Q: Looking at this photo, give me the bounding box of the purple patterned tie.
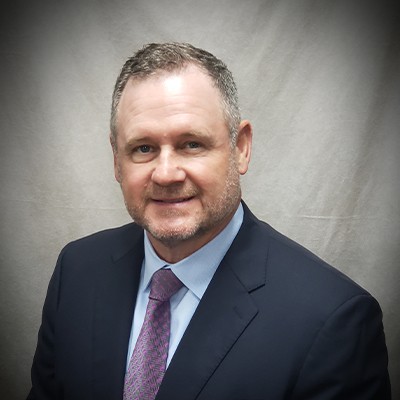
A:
[123,269,183,400]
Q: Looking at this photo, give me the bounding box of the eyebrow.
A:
[177,130,215,142]
[124,135,152,147]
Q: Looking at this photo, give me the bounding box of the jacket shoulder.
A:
[63,222,142,252]
[57,223,144,272]
[241,205,371,304]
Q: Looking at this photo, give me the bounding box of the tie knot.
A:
[149,269,183,302]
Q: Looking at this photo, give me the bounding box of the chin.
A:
[147,222,203,244]
[150,226,198,242]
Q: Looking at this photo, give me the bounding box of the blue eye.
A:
[187,142,200,149]
[138,145,151,153]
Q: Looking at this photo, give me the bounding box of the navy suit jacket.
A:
[28,203,391,399]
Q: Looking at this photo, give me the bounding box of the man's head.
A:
[111,43,252,262]
[110,42,241,151]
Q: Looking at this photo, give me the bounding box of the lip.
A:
[152,196,194,204]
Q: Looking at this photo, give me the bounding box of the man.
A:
[28,42,391,399]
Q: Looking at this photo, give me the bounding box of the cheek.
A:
[187,159,230,189]
[120,167,149,194]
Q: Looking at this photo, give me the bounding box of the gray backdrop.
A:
[1,0,399,398]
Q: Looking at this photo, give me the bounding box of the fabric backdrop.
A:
[1,0,399,398]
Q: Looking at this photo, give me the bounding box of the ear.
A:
[110,134,121,183]
[235,120,252,175]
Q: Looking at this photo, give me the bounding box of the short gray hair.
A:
[110,42,241,150]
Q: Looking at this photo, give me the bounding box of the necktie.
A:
[123,269,183,400]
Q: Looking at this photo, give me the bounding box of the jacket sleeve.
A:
[290,293,391,399]
[27,248,65,400]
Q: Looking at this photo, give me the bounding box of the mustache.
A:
[146,183,199,199]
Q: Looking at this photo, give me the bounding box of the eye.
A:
[137,144,152,153]
[186,141,200,149]
[129,144,157,163]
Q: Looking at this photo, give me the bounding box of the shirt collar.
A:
[142,203,244,299]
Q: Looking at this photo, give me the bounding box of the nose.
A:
[151,149,186,186]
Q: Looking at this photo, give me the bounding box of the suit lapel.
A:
[157,205,269,400]
[92,226,144,399]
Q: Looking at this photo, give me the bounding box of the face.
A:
[113,65,251,260]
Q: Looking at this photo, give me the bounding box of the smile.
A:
[153,197,194,204]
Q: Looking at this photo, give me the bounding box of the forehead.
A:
[125,65,221,103]
[117,65,226,128]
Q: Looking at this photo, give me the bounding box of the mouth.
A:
[153,196,194,204]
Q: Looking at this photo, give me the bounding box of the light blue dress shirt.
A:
[126,203,244,369]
